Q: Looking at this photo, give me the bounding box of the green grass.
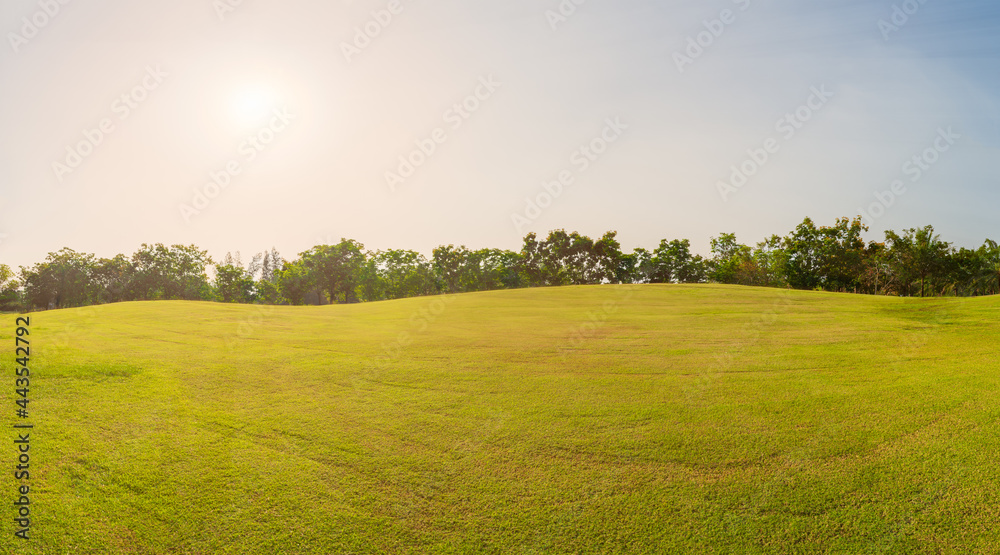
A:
[3,284,1000,553]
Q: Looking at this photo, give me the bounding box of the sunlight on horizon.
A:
[1,0,999,268]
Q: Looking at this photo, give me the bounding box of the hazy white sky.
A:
[1,0,998,268]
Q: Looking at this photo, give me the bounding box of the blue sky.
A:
[1,0,998,268]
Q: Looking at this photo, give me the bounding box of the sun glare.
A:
[230,86,277,127]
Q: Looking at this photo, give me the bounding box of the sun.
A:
[230,86,277,127]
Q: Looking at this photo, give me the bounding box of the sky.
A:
[1,0,999,269]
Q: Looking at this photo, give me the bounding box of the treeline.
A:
[1,217,999,312]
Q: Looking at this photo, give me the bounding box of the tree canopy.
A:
[2,219,998,312]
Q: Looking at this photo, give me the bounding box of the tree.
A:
[91,255,132,304]
[432,245,472,293]
[537,230,573,286]
[521,230,617,286]
[214,254,257,304]
[519,233,545,287]
[300,239,366,304]
[20,248,96,309]
[710,233,752,285]
[946,247,985,297]
[592,232,625,284]
[886,226,951,297]
[369,249,437,300]
[246,252,264,281]
[627,248,654,284]
[649,240,677,283]
[783,219,826,290]
[129,244,212,301]
[650,239,706,284]
[276,259,312,305]
[981,239,1000,295]
[752,235,789,288]
[819,217,868,293]
[438,247,521,293]
[256,248,284,304]
[562,231,596,285]
[859,242,890,295]
[5,224,999,311]
[0,264,20,312]
[473,249,523,290]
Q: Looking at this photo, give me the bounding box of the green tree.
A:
[859,242,890,295]
[0,264,20,311]
[519,233,545,287]
[255,248,284,304]
[783,219,825,290]
[431,245,518,293]
[885,226,951,297]
[91,255,132,304]
[627,248,654,284]
[478,249,524,290]
[370,249,437,300]
[129,244,212,301]
[710,233,752,285]
[651,239,706,284]
[820,217,869,293]
[276,259,313,305]
[980,239,1000,295]
[752,235,789,288]
[525,230,614,286]
[214,261,256,303]
[20,248,96,309]
[537,230,573,286]
[432,245,469,293]
[945,247,985,297]
[300,239,366,304]
[592,231,625,284]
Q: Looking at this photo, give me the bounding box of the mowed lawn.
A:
[3,285,1000,554]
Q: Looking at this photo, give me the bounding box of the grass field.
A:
[3,285,1000,554]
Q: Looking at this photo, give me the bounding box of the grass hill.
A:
[3,285,1000,553]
